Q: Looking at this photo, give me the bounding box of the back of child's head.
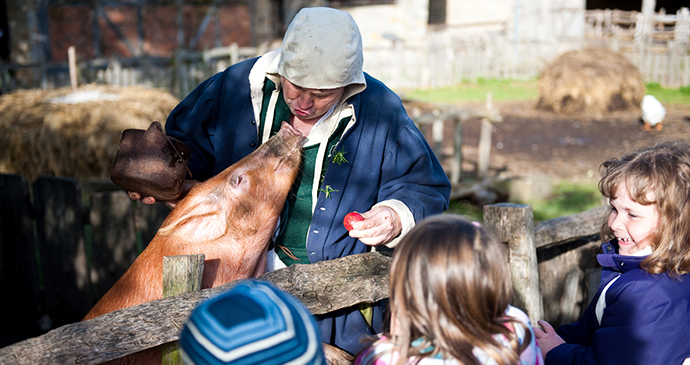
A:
[387,214,526,365]
[599,140,690,276]
[179,280,325,365]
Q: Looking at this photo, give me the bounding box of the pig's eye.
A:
[232,173,246,187]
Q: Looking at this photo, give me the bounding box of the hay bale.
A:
[0,84,180,182]
[536,47,644,114]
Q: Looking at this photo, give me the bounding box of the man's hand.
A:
[128,192,157,205]
[534,320,566,357]
[127,180,199,209]
[347,206,401,246]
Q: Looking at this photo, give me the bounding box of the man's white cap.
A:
[278,7,365,90]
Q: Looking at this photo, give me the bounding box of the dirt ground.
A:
[457,100,690,184]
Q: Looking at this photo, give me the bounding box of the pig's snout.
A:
[263,122,303,160]
[277,121,303,140]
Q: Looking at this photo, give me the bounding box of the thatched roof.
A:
[0,84,180,182]
[536,47,644,114]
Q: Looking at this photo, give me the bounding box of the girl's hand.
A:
[534,320,566,356]
[347,206,401,246]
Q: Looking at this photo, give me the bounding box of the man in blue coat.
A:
[132,7,450,355]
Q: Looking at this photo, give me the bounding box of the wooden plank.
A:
[32,176,91,326]
[162,254,204,365]
[483,203,543,325]
[0,252,391,364]
[534,205,608,249]
[89,190,138,302]
[162,254,204,298]
[0,174,41,338]
[558,269,584,325]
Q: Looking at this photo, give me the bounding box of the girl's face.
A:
[607,182,659,255]
[281,77,345,122]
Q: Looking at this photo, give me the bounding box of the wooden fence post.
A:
[0,174,41,338]
[477,93,494,178]
[451,115,463,184]
[89,191,138,301]
[33,176,92,326]
[68,45,78,89]
[483,203,543,324]
[161,254,205,365]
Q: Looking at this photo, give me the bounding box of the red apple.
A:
[343,212,364,231]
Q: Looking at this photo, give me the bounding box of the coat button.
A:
[250,142,256,147]
[251,120,256,125]
[620,262,625,267]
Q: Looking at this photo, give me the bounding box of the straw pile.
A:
[536,47,644,114]
[0,84,180,182]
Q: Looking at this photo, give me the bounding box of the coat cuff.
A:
[373,199,414,248]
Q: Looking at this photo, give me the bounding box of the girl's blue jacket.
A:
[548,240,690,365]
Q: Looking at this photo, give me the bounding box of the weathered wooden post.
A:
[68,45,78,89]
[162,254,205,365]
[477,93,494,178]
[451,115,463,185]
[432,112,444,159]
[483,203,543,325]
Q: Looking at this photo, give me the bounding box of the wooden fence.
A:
[0,192,608,363]
[2,7,689,99]
[0,174,171,346]
[0,43,264,99]
[409,94,503,189]
[423,7,690,89]
[584,7,690,88]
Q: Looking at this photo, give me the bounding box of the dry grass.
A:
[537,47,645,114]
[0,84,179,182]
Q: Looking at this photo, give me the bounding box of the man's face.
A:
[281,77,345,122]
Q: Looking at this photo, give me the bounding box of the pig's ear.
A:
[158,197,228,242]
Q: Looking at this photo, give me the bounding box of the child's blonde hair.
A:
[385,214,529,365]
[599,140,690,276]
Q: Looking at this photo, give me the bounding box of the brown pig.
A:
[81,122,302,362]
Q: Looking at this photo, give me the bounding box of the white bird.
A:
[641,94,666,131]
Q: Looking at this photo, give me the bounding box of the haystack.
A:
[0,84,180,182]
[537,47,644,114]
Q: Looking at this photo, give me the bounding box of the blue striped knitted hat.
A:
[179,280,325,365]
